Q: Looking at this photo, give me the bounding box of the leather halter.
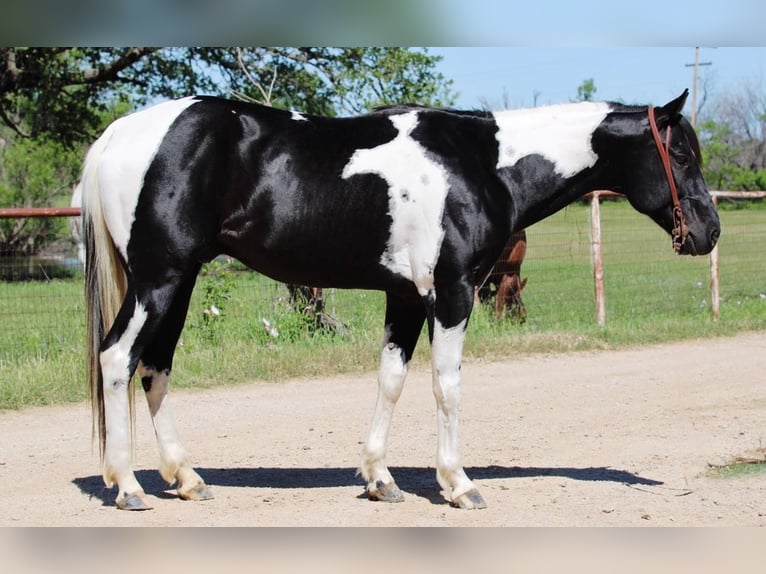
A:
[647,106,688,253]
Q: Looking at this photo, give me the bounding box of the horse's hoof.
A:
[179,483,214,502]
[368,480,405,503]
[116,492,153,511]
[450,488,487,510]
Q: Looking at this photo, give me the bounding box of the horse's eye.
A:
[674,153,690,166]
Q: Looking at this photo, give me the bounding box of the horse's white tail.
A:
[81,127,131,458]
[70,182,85,265]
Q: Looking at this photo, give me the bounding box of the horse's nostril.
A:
[711,227,720,246]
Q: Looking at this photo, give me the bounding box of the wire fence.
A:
[0,193,764,360]
[508,193,765,330]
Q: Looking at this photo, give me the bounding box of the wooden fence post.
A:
[590,192,606,326]
[709,194,720,320]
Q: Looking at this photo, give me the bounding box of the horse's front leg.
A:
[495,273,513,319]
[428,283,487,509]
[360,292,425,502]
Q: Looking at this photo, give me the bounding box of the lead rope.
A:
[647,106,688,253]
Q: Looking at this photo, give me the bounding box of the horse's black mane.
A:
[372,103,493,119]
[602,101,703,167]
[678,116,703,166]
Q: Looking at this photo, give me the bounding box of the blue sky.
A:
[434,0,764,47]
[432,47,766,113]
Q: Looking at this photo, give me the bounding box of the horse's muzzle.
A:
[680,225,720,256]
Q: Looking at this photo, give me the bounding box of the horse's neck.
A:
[492,102,611,177]
[510,169,599,230]
[492,102,613,228]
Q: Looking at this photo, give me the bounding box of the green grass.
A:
[708,462,766,479]
[0,201,764,410]
[707,449,766,479]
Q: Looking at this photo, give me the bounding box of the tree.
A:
[0,47,454,255]
[698,119,766,191]
[0,47,454,146]
[0,135,82,255]
[574,78,597,102]
[226,47,455,116]
[698,78,766,191]
[1,48,171,146]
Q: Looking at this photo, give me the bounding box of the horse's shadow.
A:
[72,464,663,507]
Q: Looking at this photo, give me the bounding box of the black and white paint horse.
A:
[82,89,719,510]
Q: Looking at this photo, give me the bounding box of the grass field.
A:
[0,200,764,410]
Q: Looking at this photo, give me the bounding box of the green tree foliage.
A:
[203,47,456,116]
[0,47,454,145]
[0,136,81,255]
[574,78,597,102]
[1,48,168,146]
[698,119,766,191]
[697,79,766,193]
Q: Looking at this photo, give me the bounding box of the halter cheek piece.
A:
[647,106,689,253]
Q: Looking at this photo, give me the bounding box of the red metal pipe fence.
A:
[0,207,81,219]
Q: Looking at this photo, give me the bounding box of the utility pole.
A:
[685,47,712,127]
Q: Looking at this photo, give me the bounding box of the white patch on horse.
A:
[430,317,476,500]
[141,366,191,484]
[493,102,611,177]
[360,337,408,488]
[96,97,198,262]
[291,111,307,121]
[342,111,449,294]
[99,300,148,487]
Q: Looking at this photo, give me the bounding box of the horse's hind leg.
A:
[100,277,193,510]
[138,271,212,503]
[360,292,425,503]
[99,284,157,510]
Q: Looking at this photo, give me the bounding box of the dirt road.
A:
[1,332,764,526]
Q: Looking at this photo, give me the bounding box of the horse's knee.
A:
[378,342,407,402]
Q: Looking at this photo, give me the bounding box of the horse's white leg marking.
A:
[141,367,190,482]
[430,317,482,506]
[140,366,212,501]
[360,333,408,501]
[100,299,148,506]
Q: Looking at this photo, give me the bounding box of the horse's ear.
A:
[655,89,689,124]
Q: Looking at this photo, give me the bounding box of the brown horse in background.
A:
[477,229,527,322]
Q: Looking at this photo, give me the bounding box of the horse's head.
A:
[595,90,720,256]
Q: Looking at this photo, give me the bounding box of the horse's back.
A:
[86,96,509,291]
[86,97,400,286]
